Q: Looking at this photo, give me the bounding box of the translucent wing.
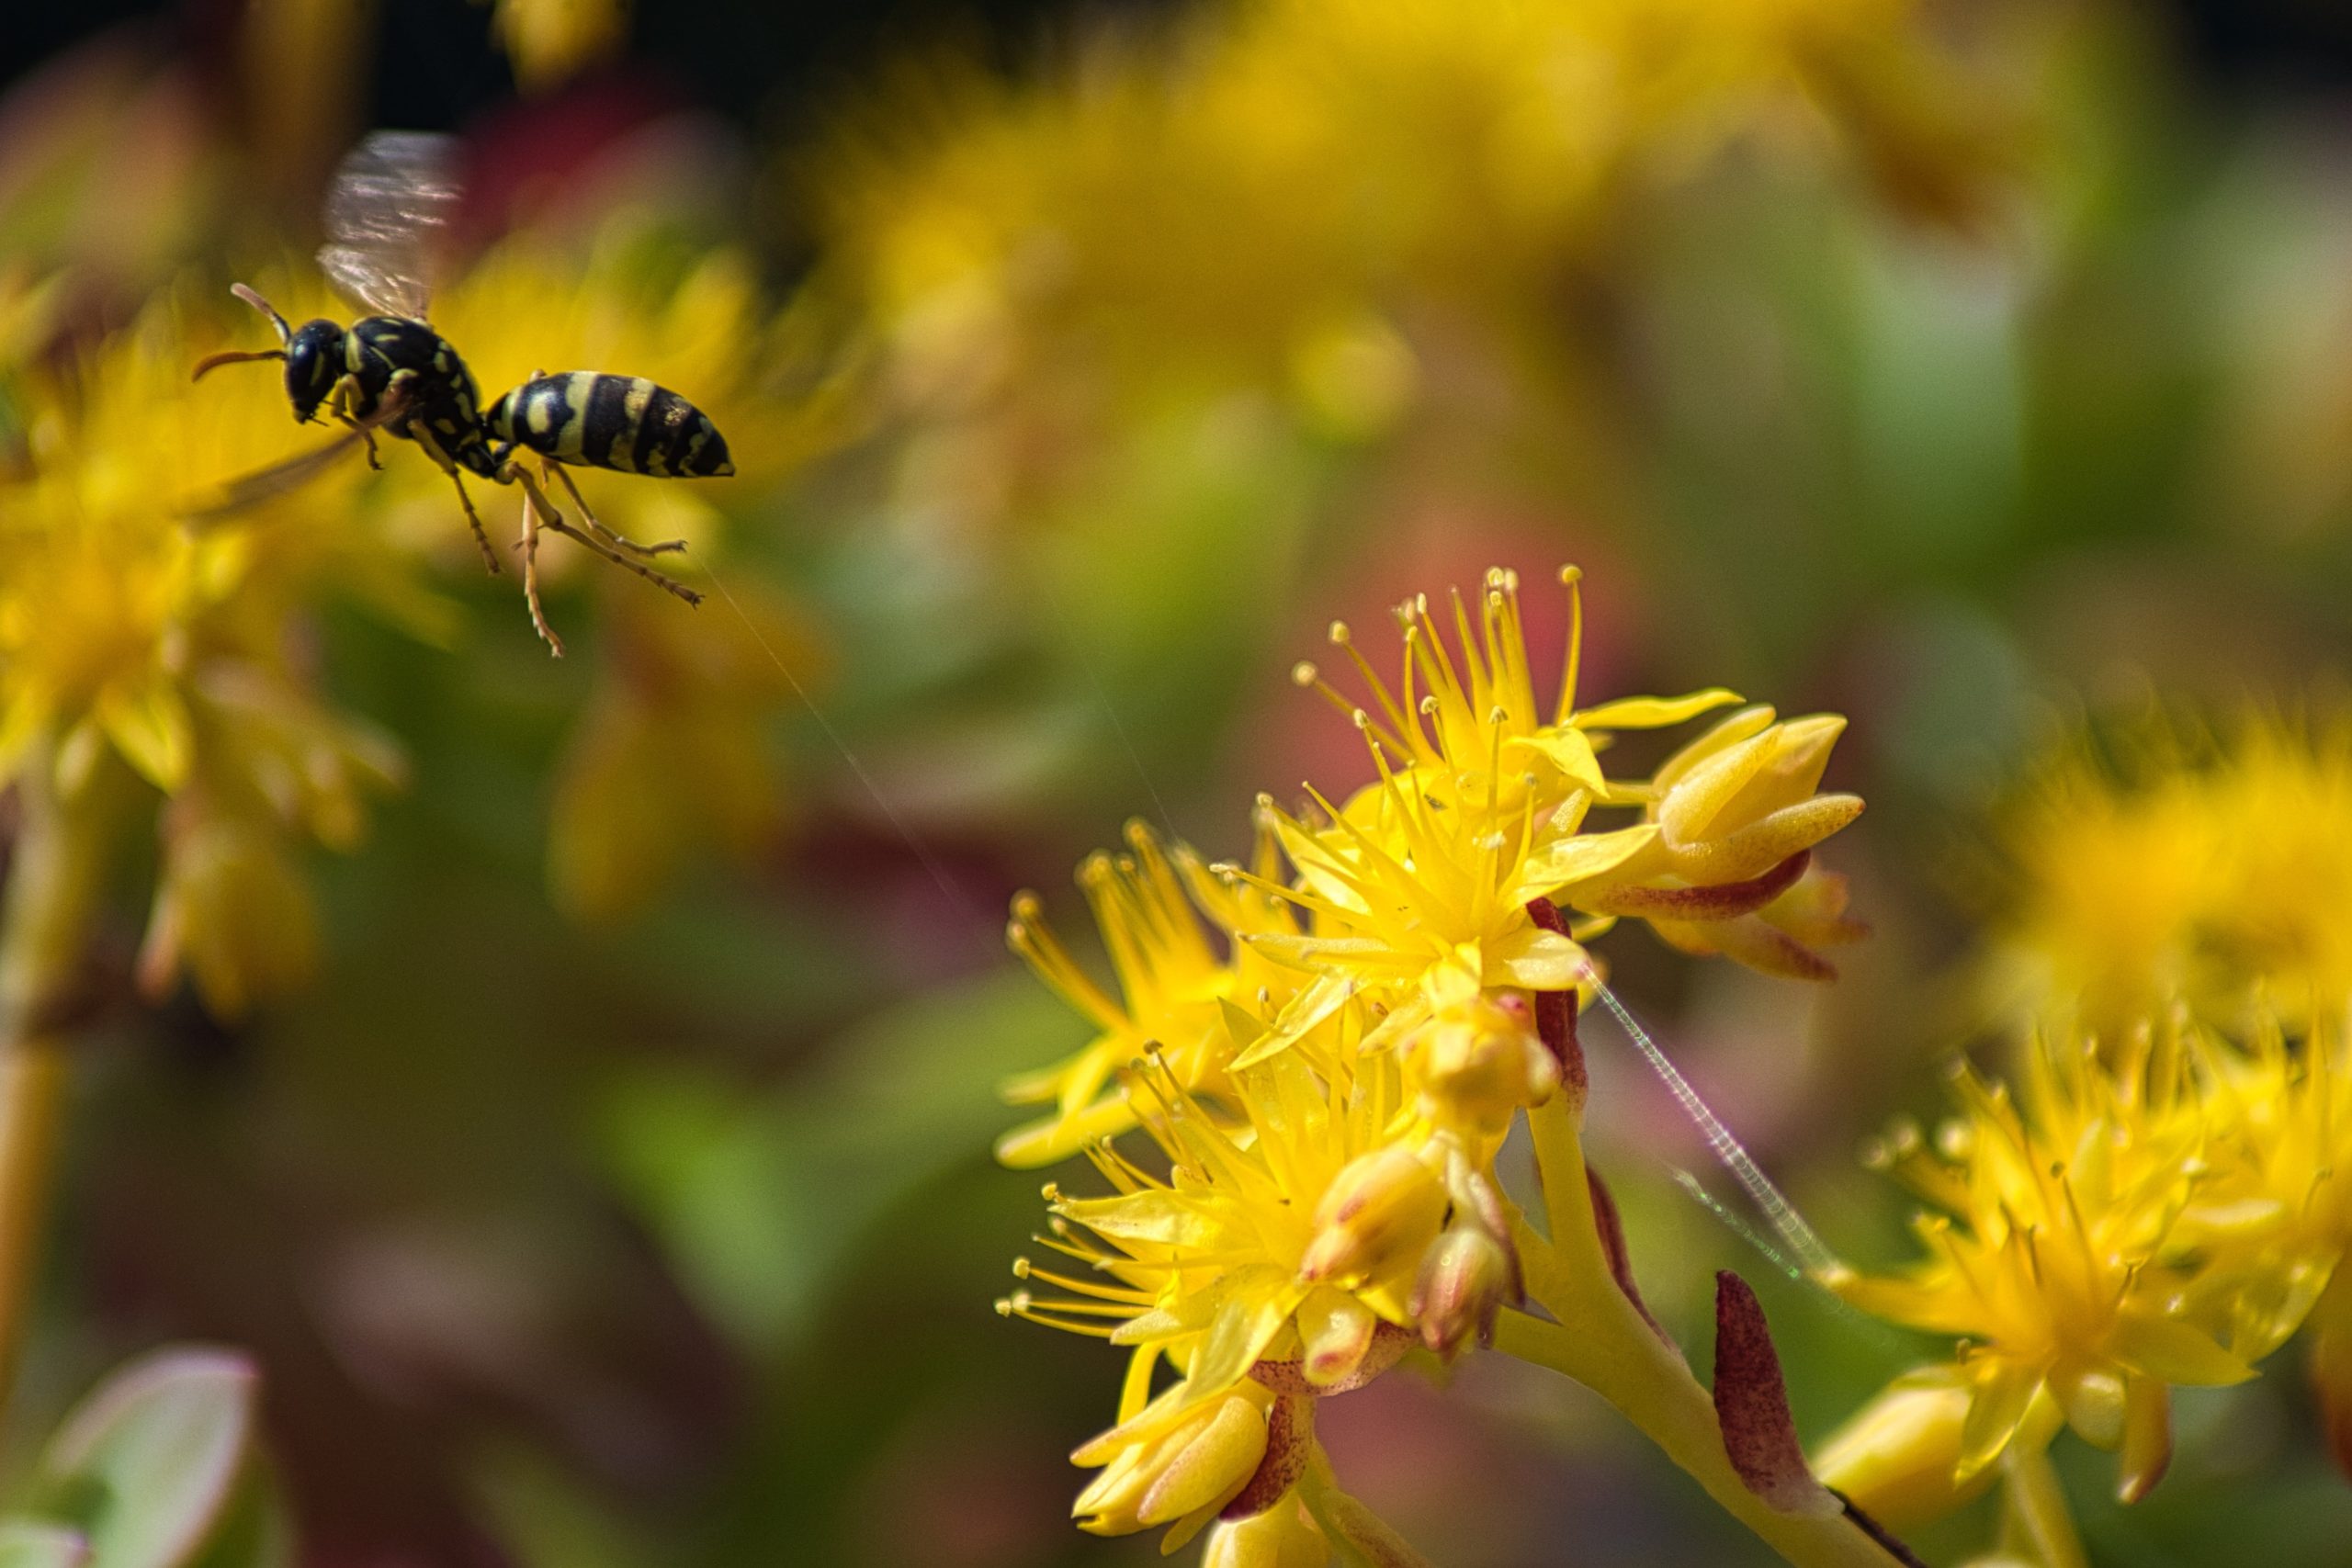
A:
[180,388,415,525]
[316,130,460,321]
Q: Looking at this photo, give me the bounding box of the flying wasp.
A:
[189,131,734,654]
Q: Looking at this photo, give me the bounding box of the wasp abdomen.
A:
[489,373,734,479]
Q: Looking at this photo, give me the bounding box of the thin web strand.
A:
[1022,542,1184,848]
[1578,965,1839,1279]
[686,551,995,951]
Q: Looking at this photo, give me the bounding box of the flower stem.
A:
[1496,1094,1905,1568]
[0,751,112,1419]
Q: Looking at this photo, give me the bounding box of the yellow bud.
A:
[1409,991,1556,1137]
[1811,1373,1998,1530]
[1298,1145,1447,1288]
[1203,1499,1329,1568]
[1073,1386,1271,1540]
[1410,1225,1513,1359]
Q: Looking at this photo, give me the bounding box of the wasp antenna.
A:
[230,283,294,347]
[190,348,287,383]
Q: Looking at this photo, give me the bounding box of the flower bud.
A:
[1410,1224,1513,1358]
[1203,1500,1329,1568]
[1298,1145,1446,1289]
[1072,1384,1272,1541]
[1409,991,1557,1137]
[1811,1373,1996,1529]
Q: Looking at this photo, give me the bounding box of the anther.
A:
[1329,621,1351,645]
[1558,564,1582,585]
[1012,1258,1034,1279]
[1293,660,1318,686]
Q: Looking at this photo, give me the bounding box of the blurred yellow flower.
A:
[0,288,411,1015]
[1984,707,2352,1035]
[810,0,2002,546]
[488,0,628,94]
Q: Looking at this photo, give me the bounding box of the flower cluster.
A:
[997,568,1867,1558]
[1821,1010,2352,1550]
[1826,708,2352,1556]
[808,0,2001,546]
[0,286,408,1017]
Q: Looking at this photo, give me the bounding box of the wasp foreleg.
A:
[327,377,384,469]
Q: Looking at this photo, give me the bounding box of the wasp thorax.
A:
[283,321,346,423]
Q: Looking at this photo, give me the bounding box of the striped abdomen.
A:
[486,372,734,478]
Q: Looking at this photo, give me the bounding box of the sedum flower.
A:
[1001,1042,1430,1391]
[0,288,412,1016]
[1825,1033,2254,1512]
[997,566,1873,1560]
[998,818,1305,1167]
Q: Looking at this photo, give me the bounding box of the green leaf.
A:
[35,1348,263,1568]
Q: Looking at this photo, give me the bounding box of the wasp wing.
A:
[317,130,460,322]
[180,389,415,525]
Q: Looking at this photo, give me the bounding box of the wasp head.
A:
[283,321,346,423]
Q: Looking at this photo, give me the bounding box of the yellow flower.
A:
[2169,1011,2352,1363]
[813,0,1998,532]
[994,565,1879,1560]
[1826,1034,2253,1505]
[1982,706,2352,1035]
[0,288,412,1014]
[1001,1039,1427,1549]
[1812,1368,2008,1530]
[998,818,1306,1167]
[1069,1380,1274,1548]
[1001,1042,1426,1388]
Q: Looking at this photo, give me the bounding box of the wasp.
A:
[189,132,733,655]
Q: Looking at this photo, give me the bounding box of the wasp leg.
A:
[516,483,565,658]
[446,469,501,576]
[505,463,702,607]
[408,404,502,577]
[543,460,686,558]
[327,378,384,469]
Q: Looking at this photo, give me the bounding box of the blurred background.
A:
[6,0,2352,1564]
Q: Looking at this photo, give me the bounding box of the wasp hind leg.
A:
[544,460,686,558]
[515,482,565,659]
[504,463,702,607]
